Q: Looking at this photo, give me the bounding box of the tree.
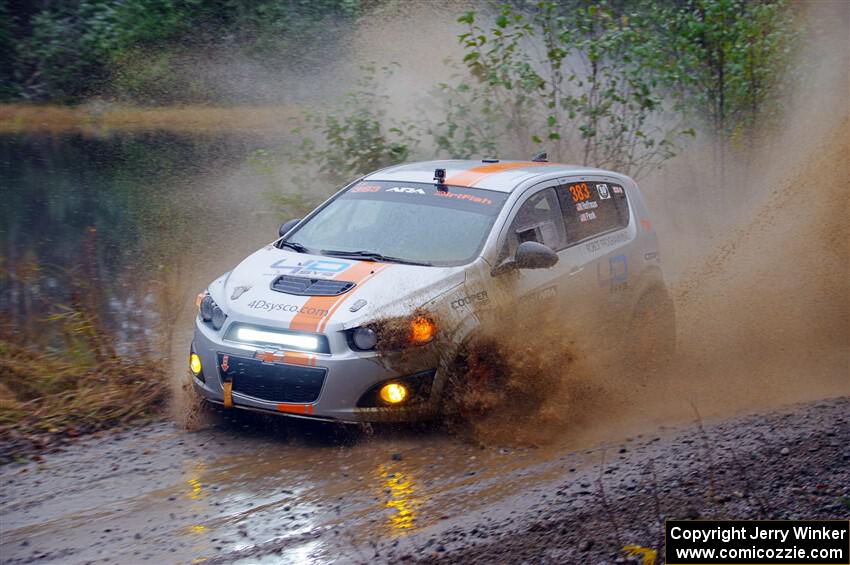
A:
[432,1,691,176]
[251,64,420,217]
[663,0,798,181]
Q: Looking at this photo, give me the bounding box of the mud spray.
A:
[167,1,848,444]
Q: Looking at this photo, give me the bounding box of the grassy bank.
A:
[0,328,168,462]
[0,259,169,462]
[0,103,301,134]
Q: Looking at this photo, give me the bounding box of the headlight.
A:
[211,305,227,330]
[198,292,226,330]
[200,295,214,322]
[351,327,378,350]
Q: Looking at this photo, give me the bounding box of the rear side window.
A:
[555,180,630,244]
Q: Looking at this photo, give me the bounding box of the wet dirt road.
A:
[0,411,600,564]
[2,395,848,564]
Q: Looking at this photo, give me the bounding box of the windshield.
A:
[282,181,509,266]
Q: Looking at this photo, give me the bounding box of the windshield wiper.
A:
[321,249,432,266]
[280,240,308,253]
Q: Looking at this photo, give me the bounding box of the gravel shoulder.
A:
[372,396,850,564]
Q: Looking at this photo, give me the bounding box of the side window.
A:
[502,187,567,259]
[556,180,630,244]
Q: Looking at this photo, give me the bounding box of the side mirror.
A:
[514,241,559,270]
[279,218,301,237]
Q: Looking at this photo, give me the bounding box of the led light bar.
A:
[235,327,319,351]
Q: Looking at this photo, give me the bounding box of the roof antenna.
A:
[531,151,548,162]
[434,168,448,191]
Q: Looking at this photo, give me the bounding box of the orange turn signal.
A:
[409,316,435,345]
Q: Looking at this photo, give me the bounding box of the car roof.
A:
[363,159,624,192]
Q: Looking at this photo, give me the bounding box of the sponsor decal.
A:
[386,186,426,194]
[596,183,612,199]
[451,290,490,310]
[579,211,597,222]
[231,285,251,300]
[576,201,598,211]
[597,254,629,292]
[221,354,230,372]
[612,184,624,195]
[585,231,629,252]
[351,183,381,193]
[433,191,493,206]
[269,258,352,278]
[525,285,558,306]
[640,218,653,231]
[247,300,329,318]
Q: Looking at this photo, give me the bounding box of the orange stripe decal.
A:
[445,161,550,187]
[288,261,381,332]
[276,403,314,415]
[317,264,389,333]
[282,352,317,366]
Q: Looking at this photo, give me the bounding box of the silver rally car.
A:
[190,159,673,422]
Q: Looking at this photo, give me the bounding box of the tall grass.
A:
[0,256,168,461]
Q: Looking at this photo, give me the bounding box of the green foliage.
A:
[252,64,420,217]
[663,0,798,140]
[4,0,367,102]
[434,2,690,176]
[432,0,795,173]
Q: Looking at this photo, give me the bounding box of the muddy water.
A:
[1,413,632,564]
[0,132,285,341]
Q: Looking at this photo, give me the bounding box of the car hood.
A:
[209,246,465,333]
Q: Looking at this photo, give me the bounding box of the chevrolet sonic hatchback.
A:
[190,159,674,422]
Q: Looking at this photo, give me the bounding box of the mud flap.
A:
[222,380,233,409]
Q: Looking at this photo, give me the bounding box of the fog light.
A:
[379,383,407,404]
[409,316,435,345]
[190,353,202,376]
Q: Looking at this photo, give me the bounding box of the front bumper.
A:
[190,317,440,422]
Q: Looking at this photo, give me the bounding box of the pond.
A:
[0,130,295,352]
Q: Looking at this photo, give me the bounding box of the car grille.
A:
[218,353,325,403]
[271,275,355,296]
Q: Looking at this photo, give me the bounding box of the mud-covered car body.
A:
[191,160,669,422]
